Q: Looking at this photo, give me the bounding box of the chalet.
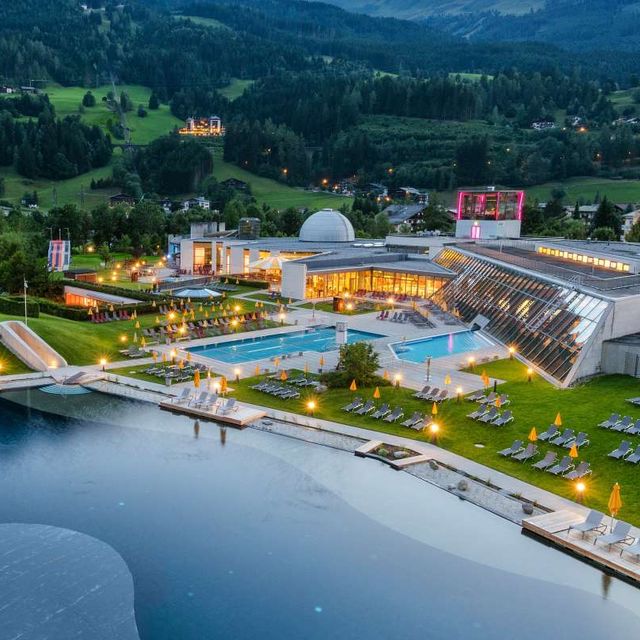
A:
[178,116,224,137]
[382,204,427,232]
[398,187,429,204]
[623,210,640,234]
[221,178,249,192]
[109,193,136,206]
[182,196,210,211]
[0,86,15,94]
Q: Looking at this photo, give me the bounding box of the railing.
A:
[155,276,213,291]
[460,244,640,292]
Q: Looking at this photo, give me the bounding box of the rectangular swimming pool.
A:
[186,327,384,363]
[391,330,493,363]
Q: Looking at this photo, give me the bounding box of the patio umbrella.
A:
[178,360,185,370]
[274,357,280,368]
[152,351,158,362]
[193,370,201,388]
[568,443,578,459]
[280,370,288,381]
[319,356,325,368]
[444,374,451,385]
[495,396,502,408]
[133,332,138,343]
[187,352,192,362]
[152,300,156,308]
[141,337,147,348]
[255,364,261,376]
[249,256,288,271]
[383,370,389,380]
[554,412,563,427]
[135,320,140,329]
[162,353,167,363]
[373,386,380,399]
[155,316,160,324]
[431,402,438,416]
[528,427,537,442]
[608,482,623,530]
[220,376,228,394]
[349,379,357,391]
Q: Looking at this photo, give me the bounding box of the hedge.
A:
[0,296,40,318]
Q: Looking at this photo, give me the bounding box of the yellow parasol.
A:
[568,443,579,459]
[187,351,192,362]
[373,386,380,399]
[178,360,185,370]
[528,427,537,442]
[161,352,167,363]
[319,356,325,368]
[304,362,309,375]
[383,370,389,380]
[495,396,502,408]
[193,369,201,388]
[431,402,438,416]
[141,337,147,348]
[152,351,158,362]
[220,376,228,394]
[133,332,138,343]
[274,357,281,368]
[135,320,140,329]
[444,374,451,385]
[280,370,288,382]
[152,300,156,308]
[254,364,261,376]
[554,412,563,427]
[349,379,357,391]
[155,316,160,324]
[608,482,622,518]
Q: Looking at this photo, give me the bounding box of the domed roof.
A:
[299,209,355,243]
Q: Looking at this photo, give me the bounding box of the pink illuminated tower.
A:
[455,188,524,240]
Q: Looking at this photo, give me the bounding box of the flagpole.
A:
[23,278,28,326]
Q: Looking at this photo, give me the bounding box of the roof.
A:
[382,204,426,225]
[299,209,355,243]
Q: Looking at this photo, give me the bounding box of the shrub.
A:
[0,296,40,318]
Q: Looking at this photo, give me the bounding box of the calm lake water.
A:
[1,389,639,639]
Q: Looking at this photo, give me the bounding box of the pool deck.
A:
[159,398,265,427]
[523,511,640,585]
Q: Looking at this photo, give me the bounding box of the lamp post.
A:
[527,367,533,383]
[234,367,241,383]
[509,346,516,360]
[575,481,586,504]
[99,357,107,372]
[429,422,439,443]
[394,373,402,389]
[425,355,432,382]
[23,278,28,326]
[307,399,316,416]
[456,386,463,403]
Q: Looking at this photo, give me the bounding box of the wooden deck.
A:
[159,399,266,428]
[523,510,640,585]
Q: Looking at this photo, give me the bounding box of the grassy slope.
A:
[212,149,353,210]
[218,79,254,101]
[232,359,640,524]
[0,344,32,375]
[526,177,640,204]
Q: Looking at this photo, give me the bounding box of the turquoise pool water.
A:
[187,327,383,363]
[392,330,492,363]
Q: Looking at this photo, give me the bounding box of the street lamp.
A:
[509,346,516,360]
[456,386,463,403]
[429,422,439,442]
[234,367,241,383]
[394,373,402,389]
[467,356,476,371]
[99,357,107,372]
[307,399,316,416]
[279,312,286,325]
[527,367,533,383]
[575,481,586,503]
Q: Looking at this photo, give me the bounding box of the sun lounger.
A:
[547,456,574,475]
[383,407,404,423]
[627,397,640,407]
[221,398,237,415]
[192,392,210,408]
[620,541,640,560]
[413,385,431,399]
[478,407,499,423]
[401,412,423,428]
[355,400,376,415]
[598,413,620,429]
[626,445,640,464]
[538,425,559,442]
[498,439,523,457]
[496,394,510,406]
[173,388,192,404]
[343,397,363,412]
[466,390,486,402]
[611,416,633,432]
[625,419,640,436]
[467,406,489,420]
[424,388,440,401]
[568,510,606,538]
[531,451,558,471]
[492,410,513,426]
[566,432,589,448]
[608,440,632,459]
[565,462,591,480]
[550,429,575,446]
[371,403,390,419]
[478,392,497,405]
[594,521,633,549]
[513,443,538,462]
[432,390,449,403]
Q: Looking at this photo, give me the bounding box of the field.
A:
[232,359,640,525]
[212,149,353,210]
[218,79,254,101]
[526,177,640,204]
[610,88,638,111]
[173,14,230,30]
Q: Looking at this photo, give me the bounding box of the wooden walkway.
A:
[159,400,265,428]
[523,510,640,585]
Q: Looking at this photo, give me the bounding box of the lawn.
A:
[173,14,230,30]
[0,344,32,375]
[231,359,640,525]
[526,177,640,204]
[298,301,377,315]
[212,149,353,211]
[108,362,216,385]
[0,296,265,366]
[218,79,254,101]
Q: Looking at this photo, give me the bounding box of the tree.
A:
[148,93,159,110]
[591,196,621,236]
[329,342,381,388]
[137,105,148,118]
[15,140,38,178]
[592,226,616,241]
[82,91,96,107]
[626,221,640,243]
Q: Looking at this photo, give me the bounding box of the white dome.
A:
[299,209,355,242]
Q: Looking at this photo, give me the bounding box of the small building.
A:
[382,204,427,232]
[178,116,224,137]
[221,178,249,192]
[397,187,429,204]
[182,196,210,211]
[108,193,136,207]
[63,285,142,308]
[63,268,98,283]
[623,210,640,235]
[0,86,15,94]
[455,188,524,239]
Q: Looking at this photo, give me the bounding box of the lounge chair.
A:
[355,400,376,415]
[565,461,591,480]
[174,388,192,404]
[620,541,640,560]
[498,439,524,457]
[566,432,589,448]
[594,521,633,549]
[626,419,640,436]
[608,440,632,459]
[513,443,538,462]
[190,392,209,407]
[433,390,449,403]
[413,385,431,399]
[467,406,489,420]
[598,413,620,429]
[496,394,510,407]
[401,412,423,428]
[478,407,499,423]
[550,429,575,447]
[611,416,632,432]
[202,393,219,409]
[626,445,640,464]
[424,388,440,401]
[221,398,237,415]
[568,510,606,538]
[466,390,486,402]
[343,397,363,412]
[478,392,497,405]
[532,451,557,470]
[538,425,559,442]
[492,410,514,427]
[548,456,574,475]
[383,407,404,423]
[371,404,390,419]
[627,397,640,407]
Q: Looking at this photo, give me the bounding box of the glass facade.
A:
[305,269,449,299]
[537,246,631,272]
[433,249,610,382]
[457,190,523,221]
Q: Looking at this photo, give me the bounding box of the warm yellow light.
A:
[231,319,238,327]
[234,304,241,313]
[233,367,241,377]
[508,346,516,354]
[168,312,176,320]
[120,335,127,343]
[278,312,286,321]
[49,360,58,369]
[387,297,394,304]
[116,263,122,269]
[99,358,107,366]
[527,367,533,375]
[468,356,476,364]
[179,325,186,334]
[394,373,402,382]
[430,423,439,434]
[111,275,117,281]
[346,302,354,311]
[87,245,94,253]
[170,349,177,358]
[307,400,316,411]
[576,482,586,493]
[455,386,463,394]
[98,276,104,283]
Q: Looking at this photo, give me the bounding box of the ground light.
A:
[456,386,463,403]
[467,356,476,371]
[279,312,286,325]
[429,422,439,443]
[527,367,534,383]
[234,367,241,383]
[509,346,516,359]
[306,399,316,416]
[99,357,107,372]
[575,481,586,503]
[394,373,402,388]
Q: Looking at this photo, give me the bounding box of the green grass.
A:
[448,72,493,82]
[526,177,640,204]
[173,14,230,30]
[212,149,352,210]
[232,359,640,525]
[298,301,377,315]
[108,362,211,385]
[610,88,638,110]
[218,79,254,101]
[0,344,32,375]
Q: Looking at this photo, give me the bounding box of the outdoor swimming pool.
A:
[186,327,383,363]
[1,391,639,639]
[392,330,493,363]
